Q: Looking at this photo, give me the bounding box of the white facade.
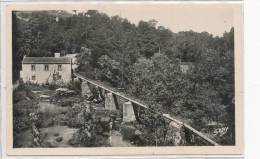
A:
[20,55,72,84]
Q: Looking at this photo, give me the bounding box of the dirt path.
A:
[40,126,78,147]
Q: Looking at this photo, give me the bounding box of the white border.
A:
[1,2,8,159]
[0,1,245,158]
[244,0,260,159]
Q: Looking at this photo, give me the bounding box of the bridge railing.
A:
[73,72,219,146]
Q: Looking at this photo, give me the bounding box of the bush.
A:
[13,98,38,132]
[120,125,136,141]
[59,97,79,107]
[13,83,38,103]
[67,80,81,92]
[13,91,27,103]
[68,130,81,146]
[69,127,109,147]
[54,133,59,137]
[13,83,42,147]
[99,117,111,132]
[94,135,109,147]
[56,136,63,142]
[47,82,57,90]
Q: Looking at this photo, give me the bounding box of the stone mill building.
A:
[20,53,72,84]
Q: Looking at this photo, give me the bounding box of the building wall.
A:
[20,63,71,84]
[180,64,190,73]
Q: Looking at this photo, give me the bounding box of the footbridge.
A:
[73,72,219,146]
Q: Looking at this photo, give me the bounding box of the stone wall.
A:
[20,63,71,84]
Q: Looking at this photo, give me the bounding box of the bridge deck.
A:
[74,72,219,146]
[74,73,149,109]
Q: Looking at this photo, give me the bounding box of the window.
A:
[58,75,62,80]
[31,64,36,71]
[44,64,49,71]
[32,75,36,80]
[58,64,62,71]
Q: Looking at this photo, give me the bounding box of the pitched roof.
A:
[22,57,71,64]
[180,62,193,65]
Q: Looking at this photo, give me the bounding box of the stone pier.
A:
[81,81,93,97]
[105,93,117,110]
[123,101,136,122]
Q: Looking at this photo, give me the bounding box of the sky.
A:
[72,3,234,36]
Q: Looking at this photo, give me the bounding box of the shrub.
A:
[120,125,136,141]
[47,82,57,90]
[67,80,81,92]
[54,133,59,137]
[13,99,38,132]
[68,130,81,146]
[69,127,109,147]
[13,91,27,103]
[56,136,63,142]
[59,97,78,107]
[94,135,109,147]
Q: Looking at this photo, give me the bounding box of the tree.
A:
[137,21,159,58]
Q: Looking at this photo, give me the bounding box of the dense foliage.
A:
[13,10,235,144]
[13,82,40,147]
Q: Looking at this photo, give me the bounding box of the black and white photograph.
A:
[5,2,243,155]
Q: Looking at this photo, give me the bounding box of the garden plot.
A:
[40,126,78,147]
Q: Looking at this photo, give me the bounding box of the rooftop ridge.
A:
[22,56,71,64]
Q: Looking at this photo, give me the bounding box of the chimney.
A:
[54,53,60,58]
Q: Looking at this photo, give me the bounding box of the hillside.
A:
[12,10,235,145]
